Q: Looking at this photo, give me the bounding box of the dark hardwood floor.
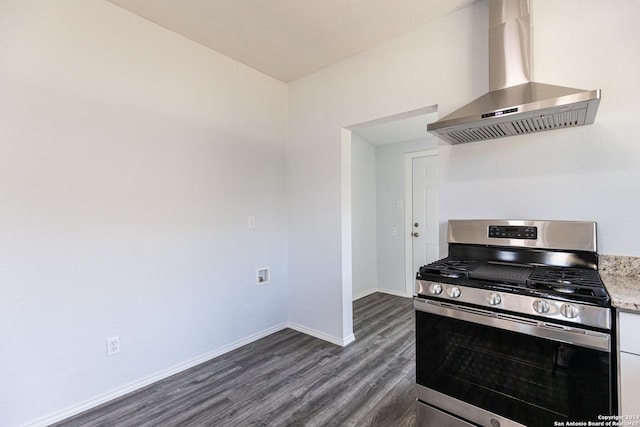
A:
[54,293,416,426]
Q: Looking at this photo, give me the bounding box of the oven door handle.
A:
[414,298,611,352]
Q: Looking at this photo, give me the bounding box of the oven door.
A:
[415,298,614,427]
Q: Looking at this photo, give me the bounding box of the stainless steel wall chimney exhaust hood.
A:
[427,0,601,145]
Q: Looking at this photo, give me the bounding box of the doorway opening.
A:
[346,106,439,302]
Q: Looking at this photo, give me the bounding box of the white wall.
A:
[287,0,640,344]
[438,0,640,257]
[5,0,640,423]
[350,134,378,300]
[287,1,487,343]
[0,1,288,425]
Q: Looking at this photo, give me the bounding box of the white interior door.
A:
[411,154,439,284]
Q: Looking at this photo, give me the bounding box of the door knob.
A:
[414,222,419,227]
[412,232,419,237]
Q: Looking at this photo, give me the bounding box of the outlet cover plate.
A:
[107,336,120,356]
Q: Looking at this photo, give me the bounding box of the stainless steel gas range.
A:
[414,220,616,427]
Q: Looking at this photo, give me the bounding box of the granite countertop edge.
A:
[599,255,640,312]
[601,273,640,312]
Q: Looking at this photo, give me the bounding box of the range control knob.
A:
[561,303,579,319]
[447,286,461,298]
[532,299,550,314]
[429,283,443,295]
[487,293,502,305]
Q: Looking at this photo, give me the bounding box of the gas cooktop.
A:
[417,257,610,306]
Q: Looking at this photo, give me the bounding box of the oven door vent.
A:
[495,313,538,326]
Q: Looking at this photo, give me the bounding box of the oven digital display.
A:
[488,225,537,239]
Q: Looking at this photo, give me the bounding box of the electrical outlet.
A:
[107,336,120,356]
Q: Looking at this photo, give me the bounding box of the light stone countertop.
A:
[599,255,640,312]
[601,273,640,312]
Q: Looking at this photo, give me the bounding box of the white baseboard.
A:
[353,287,411,301]
[376,287,412,298]
[25,318,362,426]
[352,288,377,301]
[25,322,288,427]
[287,321,355,346]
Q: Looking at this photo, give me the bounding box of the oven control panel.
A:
[488,225,537,240]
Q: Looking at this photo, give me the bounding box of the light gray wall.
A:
[350,133,378,300]
[0,1,288,425]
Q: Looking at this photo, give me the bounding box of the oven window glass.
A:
[416,310,613,426]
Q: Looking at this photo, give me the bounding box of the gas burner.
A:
[549,285,577,294]
[441,272,463,279]
[551,278,578,293]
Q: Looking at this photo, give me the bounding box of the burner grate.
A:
[527,267,606,297]
[419,258,481,279]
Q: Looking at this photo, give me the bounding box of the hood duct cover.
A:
[427,0,600,145]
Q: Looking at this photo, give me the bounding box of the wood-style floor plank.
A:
[53,293,416,427]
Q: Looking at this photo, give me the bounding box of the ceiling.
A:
[107,0,477,82]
